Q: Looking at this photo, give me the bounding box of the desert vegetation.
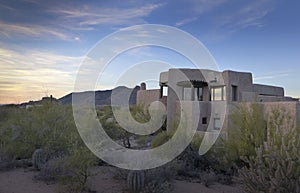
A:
[0,102,98,192]
[218,104,300,192]
[0,102,299,193]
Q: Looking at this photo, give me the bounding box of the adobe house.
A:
[137,68,299,134]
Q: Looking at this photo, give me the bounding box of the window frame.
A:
[211,86,226,101]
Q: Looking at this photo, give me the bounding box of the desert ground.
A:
[0,166,244,193]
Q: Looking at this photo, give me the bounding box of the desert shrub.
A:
[0,106,37,158]
[190,132,204,151]
[141,163,177,193]
[0,155,16,171]
[113,168,129,180]
[129,105,150,123]
[223,103,267,167]
[237,108,300,193]
[0,103,80,160]
[151,122,227,183]
[141,181,173,193]
[98,105,150,149]
[59,146,98,193]
[34,156,65,182]
[32,148,47,170]
[151,130,175,148]
[0,103,100,192]
[175,144,220,180]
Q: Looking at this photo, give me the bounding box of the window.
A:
[194,87,203,101]
[202,117,207,124]
[211,86,226,101]
[183,87,192,100]
[163,86,168,96]
[214,118,221,130]
[232,85,238,101]
[213,87,222,100]
[160,86,168,98]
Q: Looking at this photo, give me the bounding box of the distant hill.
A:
[59,86,140,106]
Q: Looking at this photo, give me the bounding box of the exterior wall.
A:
[253,84,284,96]
[256,95,297,102]
[222,70,254,102]
[160,71,168,85]
[175,101,211,131]
[137,89,161,108]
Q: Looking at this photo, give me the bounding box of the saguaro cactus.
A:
[32,149,46,170]
[127,170,145,193]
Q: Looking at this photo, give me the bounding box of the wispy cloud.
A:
[50,3,164,27]
[188,0,227,14]
[175,17,198,27]
[253,70,291,81]
[0,21,70,40]
[0,2,17,11]
[199,0,276,42]
[173,0,226,27]
[0,1,164,40]
[216,0,274,33]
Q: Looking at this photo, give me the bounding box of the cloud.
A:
[172,0,271,34]
[171,0,227,27]
[0,21,69,40]
[198,0,276,42]
[50,3,164,27]
[175,17,198,27]
[253,70,291,81]
[188,0,227,14]
[0,2,17,11]
[0,1,164,41]
[216,0,274,33]
[0,46,83,103]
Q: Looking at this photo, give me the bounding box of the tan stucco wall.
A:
[137,89,161,108]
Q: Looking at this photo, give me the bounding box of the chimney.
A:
[140,82,146,90]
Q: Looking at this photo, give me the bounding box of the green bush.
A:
[223,103,267,167]
[0,103,99,192]
[223,105,300,192]
[97,105,151,149]
[237,109,300,192]
[151,130,175,148]
[0,102,81,159]
[190,132,204,151]
[59,146,97,193]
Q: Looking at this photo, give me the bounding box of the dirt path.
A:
[0,168,58,193]
[172,180,244,193]
[0,167,127,193]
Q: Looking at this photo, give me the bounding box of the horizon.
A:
[1,1,300,104]
[3,68,300,105]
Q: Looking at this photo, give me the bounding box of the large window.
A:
[194,87,203,101]
[183,87,192,100]
[182,86,204,101]
[211,86,226,101]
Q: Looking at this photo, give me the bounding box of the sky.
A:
[0,0,299,104]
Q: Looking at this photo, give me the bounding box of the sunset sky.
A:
[0,0,299,104]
